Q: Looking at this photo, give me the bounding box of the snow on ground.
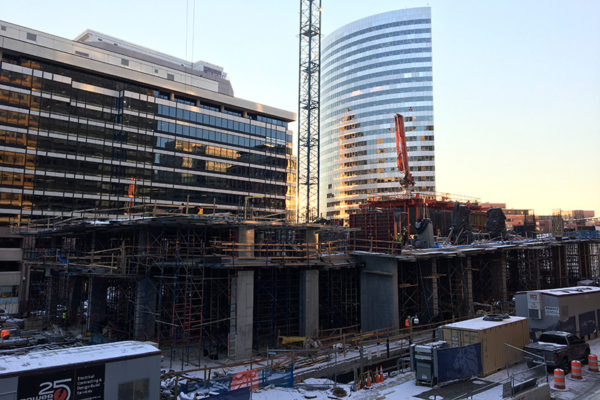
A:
[250,337,600,400]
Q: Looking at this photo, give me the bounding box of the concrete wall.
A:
[515,291,600,337]
[358,255,399,331]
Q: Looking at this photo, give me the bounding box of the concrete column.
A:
[134,278,157,340]
[238,226,255,259]
[299,270,319,337]
[88,277,107,333]
[466,256,474,316]
[431,259,439,317]
[359,255,399,331]
[230,270,254,360]
[305,228,319,258]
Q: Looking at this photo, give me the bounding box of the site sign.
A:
[17,364,104,400]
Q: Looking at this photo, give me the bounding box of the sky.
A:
[2,0,599,216]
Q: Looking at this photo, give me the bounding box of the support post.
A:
[299,269,319,337]
[431,258,439,317]
[466,256,474,316]
[500,251,508,307]
[230,270,254,360]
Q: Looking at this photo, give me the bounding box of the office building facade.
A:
[0,22,296,225]
[320,8,435,220]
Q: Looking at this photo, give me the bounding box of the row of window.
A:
[323,112,433,132]
[323,57,431,90]
[0,150,288,190]
[322,82,431,107]
[339,155,434,169]
[0,170,288,201]
[13,191,286,213]
[323,65,432,90]
[323,41,431,73]
[339,164,435,177]
[323,18,431,53]
[2,54,290,131]
[156,120,288,156]
[322,96,433,123]
[322,75,432,103]
[156,104,288,140]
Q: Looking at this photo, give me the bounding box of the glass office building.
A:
[0,22,296,225]
[320,8,435,220]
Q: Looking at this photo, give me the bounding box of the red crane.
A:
[394,113,414,188]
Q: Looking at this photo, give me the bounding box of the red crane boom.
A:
[394,113,414,187]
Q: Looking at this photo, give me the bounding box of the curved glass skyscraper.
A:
[320,7,435,220]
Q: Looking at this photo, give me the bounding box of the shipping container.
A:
[514,286,600,340]
[0,340,161,399]
[441,316,530,376]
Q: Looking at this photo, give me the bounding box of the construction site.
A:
[13,202,600,368]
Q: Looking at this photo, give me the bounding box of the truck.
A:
[524,331,590,372]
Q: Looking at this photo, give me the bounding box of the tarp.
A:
[557,316,576,334]
[177,366,293,396]
[579,311,596,336]
[437,343,482,383]
[259,366,294,388]
[449,203,473,244]
[205,388,250,400]
[485,208,506,240]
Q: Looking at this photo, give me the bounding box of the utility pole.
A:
[297,0,321,223]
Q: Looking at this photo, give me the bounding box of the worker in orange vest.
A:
[1,329,9,340]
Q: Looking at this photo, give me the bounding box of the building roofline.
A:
[0,20,295,122]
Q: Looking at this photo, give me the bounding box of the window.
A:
[121,59,129,66]
[118,378,149,400]
[26,32,37,41]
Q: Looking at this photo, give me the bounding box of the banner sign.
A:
[230,369,258,391]
[17,364,105,400]
[437,343,482,383]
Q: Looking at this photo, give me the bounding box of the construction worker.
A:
[0,329,9,340]
[401,226,408,246]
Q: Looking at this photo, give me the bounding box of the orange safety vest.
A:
[404,318,410,327]
[0,329,9,339]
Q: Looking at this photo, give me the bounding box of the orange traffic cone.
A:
[380,366,385,382]
[366,373,372,388]
[375,369,380,383]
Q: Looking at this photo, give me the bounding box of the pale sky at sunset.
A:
[3,0,599,216]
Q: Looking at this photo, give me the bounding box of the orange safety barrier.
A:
[589,354,599,372]
[571,360,582,380]
[554,368,566,389]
